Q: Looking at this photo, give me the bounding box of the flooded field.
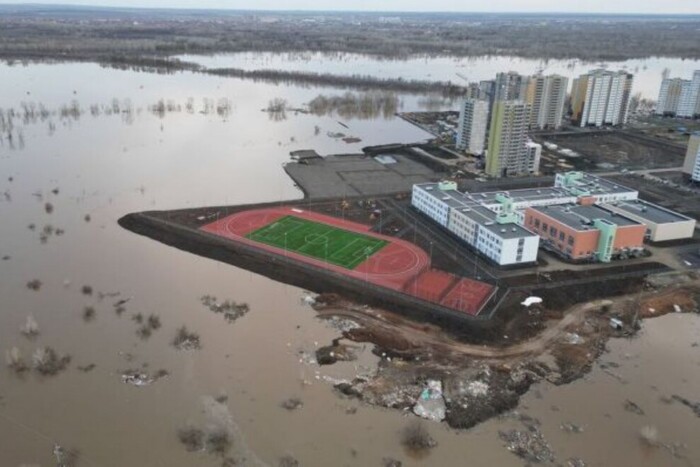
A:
[177,52,700,100]
[1,61,700,466]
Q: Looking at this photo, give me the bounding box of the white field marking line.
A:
[297,226,333,256]
[345,237,386,260]
[363,248,422,276]
[258,218,306,243]
[303,233,331,246]
[227,213,268,236]
[268,219,306,242]
[327,237,363,262]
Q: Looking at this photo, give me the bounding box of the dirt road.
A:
[317,299,609,361]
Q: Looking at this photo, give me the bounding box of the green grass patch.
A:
[246,215,388,270]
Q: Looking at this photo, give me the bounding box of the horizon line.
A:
[2,3,700,16]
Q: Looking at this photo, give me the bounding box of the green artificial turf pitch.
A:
[245,215,388,269]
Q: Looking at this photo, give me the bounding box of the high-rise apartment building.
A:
[494,72,528,101]
[657,78,687,116]
[485,100,533,177]
[525,141,542,174]
[571,70,634,127]
[456,98,489,155]
[524,74,569,129]
[655,71,700,118]
[677,71,700,118]
[683,134,700,182]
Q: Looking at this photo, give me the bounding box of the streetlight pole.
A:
[365,252,369,282]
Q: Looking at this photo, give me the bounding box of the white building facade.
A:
[684,134,700,182]
[656,71,700,118]
[456,98,489,155]
[576,70,634,127]
[412,183,540,266]
[525,141,542,174]
[526,74,568,130]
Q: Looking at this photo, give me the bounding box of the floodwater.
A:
[177,52,700,100]
[1,60,700,467]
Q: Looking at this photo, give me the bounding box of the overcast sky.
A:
[2,0,699,14]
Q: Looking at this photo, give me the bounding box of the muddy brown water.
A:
[1,61,700,466]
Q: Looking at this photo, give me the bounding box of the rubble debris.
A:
[624,400,645,416]
[323,316,360,333]
[172,326,201,350]
[200,295,250,323]
[20,315,40,338]
[301,293,317,306]
[316,340,358,365]
[609,318,624,330]
[400,420,437,453]
[26,279,42,291]
[5,347,28,373]
[671,395,700,418]
[32,347,71,376]
[563,333,583,345]
[279,455,300,467]
[280,397,303,411]
[564,458,587,467]
[498,427,554,464]
[121,369,168,386]
[412,380,446,422]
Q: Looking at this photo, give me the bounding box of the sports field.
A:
[245,215,388,270]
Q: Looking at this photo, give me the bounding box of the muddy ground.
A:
[534,130,686,172]
[313,273,700,431]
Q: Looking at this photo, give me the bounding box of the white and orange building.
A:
[412,171,695,266]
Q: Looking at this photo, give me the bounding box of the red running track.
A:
[201,206,494,316]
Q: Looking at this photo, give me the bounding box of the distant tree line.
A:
[0,9,699,62]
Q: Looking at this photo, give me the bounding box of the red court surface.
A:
[201,206,495,316]
[403,269,457,303]
[440,278,496,316]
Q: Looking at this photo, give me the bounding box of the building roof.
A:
[604,199,694,225]
[414,183,536,240]
[559,172,637,197]
[532,204,640,231]
[419,173,635,208]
